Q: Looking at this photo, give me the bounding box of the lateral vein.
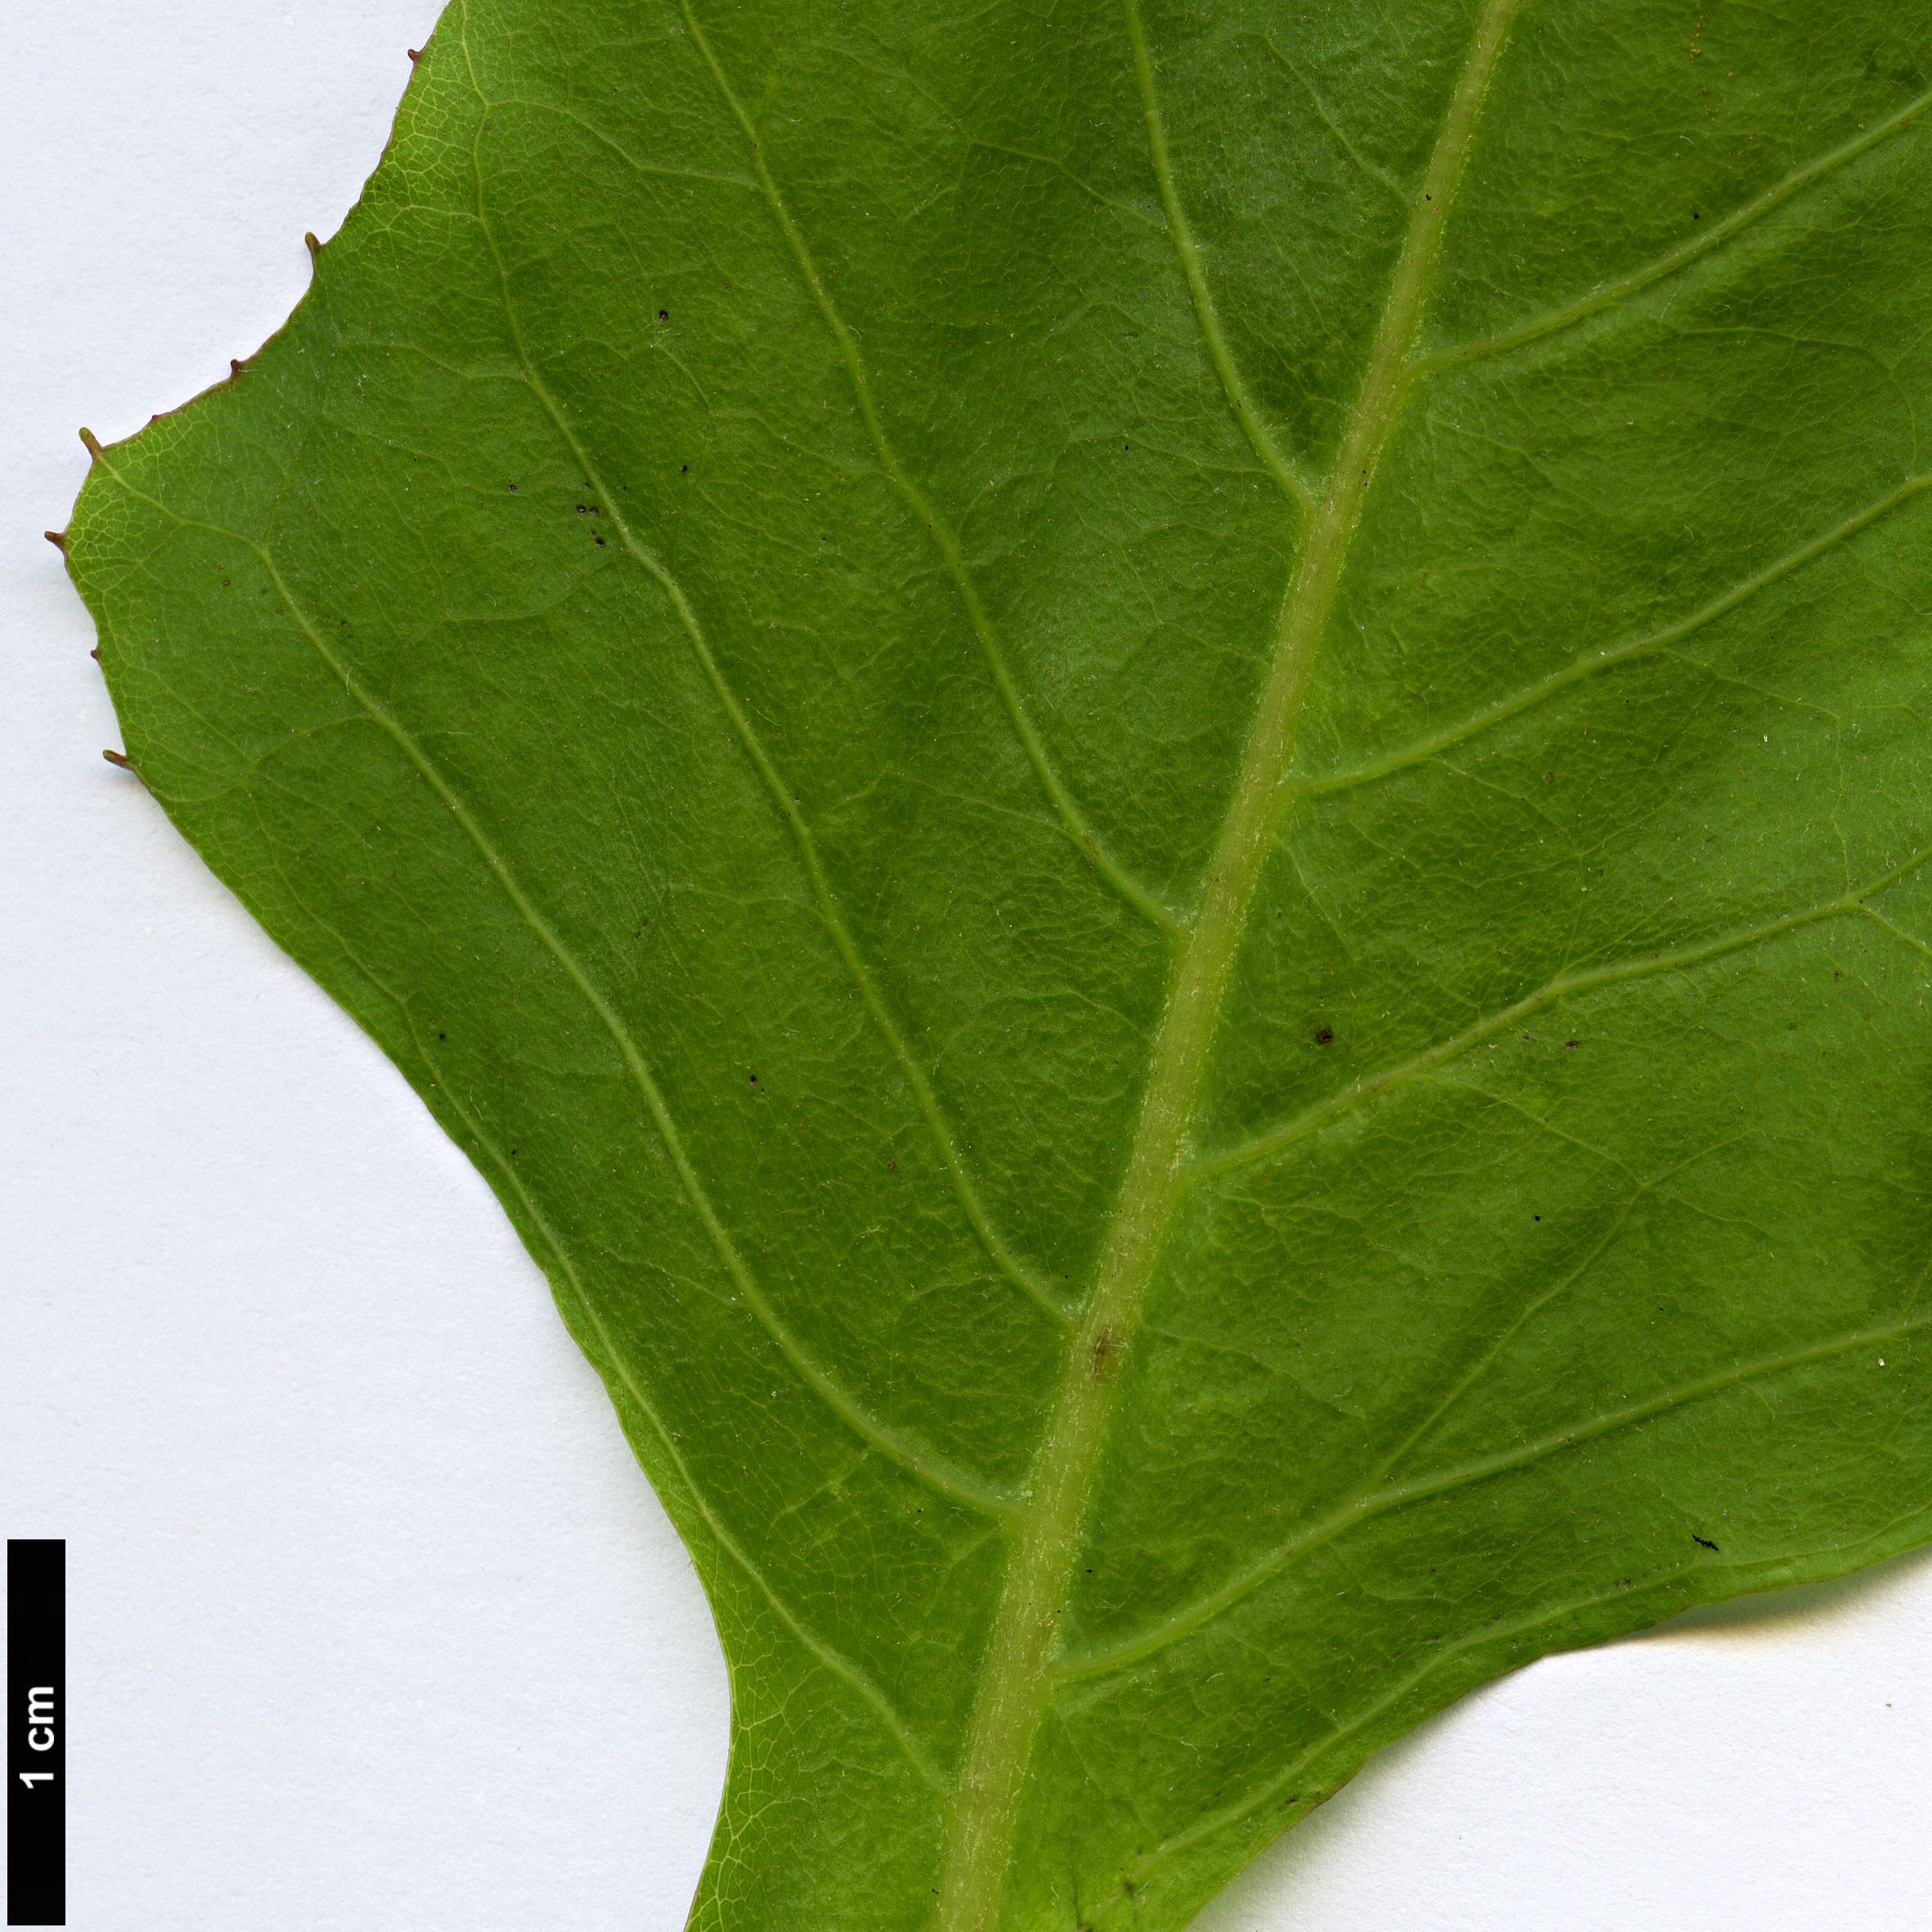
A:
[673,0,1187,940]
[1090,1528,1932,1917]
[1124,0,1319,517]
[291,929,949,1788]
[91,436,1013,1521]
[1058,1311,1932,1691]
[1296,473,1932,798]
[1193,879,1925,1179]
[428,1057,951,1794]
[452,65,1073,1337]
[1418,83,1932,377]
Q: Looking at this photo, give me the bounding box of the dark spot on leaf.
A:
[1090,1325,1123,1377]
[1692,1534,1719,1551]
[1314,1025,1334,1045]
[658,308,669,321]
[438,1031,447,1040]
[886,1160,896,1170]
[595,535,607,546]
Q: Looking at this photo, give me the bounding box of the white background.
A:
[2,4,1929,1926]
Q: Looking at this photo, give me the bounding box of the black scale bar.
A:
[7,1541,63,1927]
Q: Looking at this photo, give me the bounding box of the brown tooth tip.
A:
[44,530,66,550]
[407,47,420,61]
[79,428,102,456]
[90,648,101,662]
[102,748,133,770]
[304,231,321,258]
[230,358,243,377]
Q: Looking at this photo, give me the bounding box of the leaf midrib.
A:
[98,0,1902,1905]
[933,1,1526,1917]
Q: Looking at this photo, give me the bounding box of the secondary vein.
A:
[1418,81,1932,377]
[1123,0,1319,518]
[230,905,941,1779]
[674,0,1186,941]
[427,1057,950,1793]
[92,433,1013,1522]
[1196,855,1932,1179]
[1057,1311,1932,1689]
[452,50,1072,1336]
[1296,471,1932,798]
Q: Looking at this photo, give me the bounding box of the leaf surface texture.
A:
[65,1,1932,1924]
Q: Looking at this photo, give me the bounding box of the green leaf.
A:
[61,0,1932,1922]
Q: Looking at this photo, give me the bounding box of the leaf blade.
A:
[64,0,1932,1925]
